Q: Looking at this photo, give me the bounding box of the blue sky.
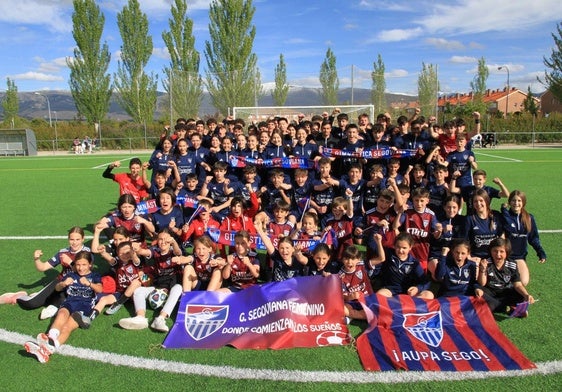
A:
[0,0,560,96]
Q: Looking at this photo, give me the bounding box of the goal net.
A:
[232,104,375,125]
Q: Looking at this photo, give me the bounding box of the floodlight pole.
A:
[34,92,52,127]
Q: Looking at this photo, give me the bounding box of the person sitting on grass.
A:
[476,238,535,318]
[118,228,183,332]
[376,232,434,300]
[24,251,102,363]
[17,227,90,320]
[256,224,308,282]
[434,239,478,297]
[217,230,261,292]
[72,241,147,329]
[339,241,384,322]
[181,235,226,292]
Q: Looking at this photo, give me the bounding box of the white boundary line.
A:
[92,158,131,170]
[475,152,522,162]
[1,328,559,383]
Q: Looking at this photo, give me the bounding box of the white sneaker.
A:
[119,316,149,330]
[36,333,58,354]
[105,302,122,315]
[24,341,50,363]
[150,316,169,332]
[39,305,59,320]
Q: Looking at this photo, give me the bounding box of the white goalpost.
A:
[232,104,375,124]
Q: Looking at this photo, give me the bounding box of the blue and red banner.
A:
[163,275,350,350]
[356,294,536,371]
[229,155,316,169]
[320,146,416,160]
[135,199,159,215]
[205,227,319,251]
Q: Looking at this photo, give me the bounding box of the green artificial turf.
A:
[0,149,560,390]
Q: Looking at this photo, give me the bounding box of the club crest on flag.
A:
[402,311,443,347]
[185,305,229,341]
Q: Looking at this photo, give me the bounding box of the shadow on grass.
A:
[17,270,58,291]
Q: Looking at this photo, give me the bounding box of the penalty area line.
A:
[1,328,561,383]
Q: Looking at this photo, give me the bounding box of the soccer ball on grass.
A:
[148,288,168,310]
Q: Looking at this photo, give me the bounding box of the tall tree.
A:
[272,53,289,106]
[470,57,489,100]
[162,0,202,120]
[204,0,261,116]
[540,22,562,102]
[319,47,338,106]
[113,0,158,125]
[523,86,539,116]
[371,54,386,114]
[2,78,18,127]
[417,62,439,117]
[67,0,111,126]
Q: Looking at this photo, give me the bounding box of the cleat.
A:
[24,341,50,363]
[71,311,91,329]
[105,303,122,315]
[36,333,57,354]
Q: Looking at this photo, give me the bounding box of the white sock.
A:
[48,328,60,340]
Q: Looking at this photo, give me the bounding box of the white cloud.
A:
[153,47,170,60]
[35,57,69,73]
[375,27,423,42]
[358,0,413,12]
[425,38,465,51]
[385,69,409,78]
[450,56,477,64]
[421,0,562,35]
[0,1,72,33]
[491,64,525,74]
[469,41,485,49]
[284,38,312,45]
[102,0,211,15]
[9,72,64,82]
[290,76,321,88]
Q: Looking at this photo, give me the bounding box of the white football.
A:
[148,288,168,310]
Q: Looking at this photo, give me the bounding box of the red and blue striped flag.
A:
[356,294,536,371]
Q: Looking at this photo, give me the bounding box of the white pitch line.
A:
[475,152,522,162]
[1,328,560,383]
[92,158,131,170]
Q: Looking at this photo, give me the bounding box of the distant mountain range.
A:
[4,87,418,121]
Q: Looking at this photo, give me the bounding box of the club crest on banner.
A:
[185,305,229,341]
[402,311,443,347]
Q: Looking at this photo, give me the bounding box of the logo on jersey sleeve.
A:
[185,305,229,341]
[402,311,443,347]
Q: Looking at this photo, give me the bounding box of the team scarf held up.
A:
[319,146,417,160]
[229,155,316,169]
[206,227,325,253]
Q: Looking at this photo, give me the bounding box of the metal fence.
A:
[36,137,161,154]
